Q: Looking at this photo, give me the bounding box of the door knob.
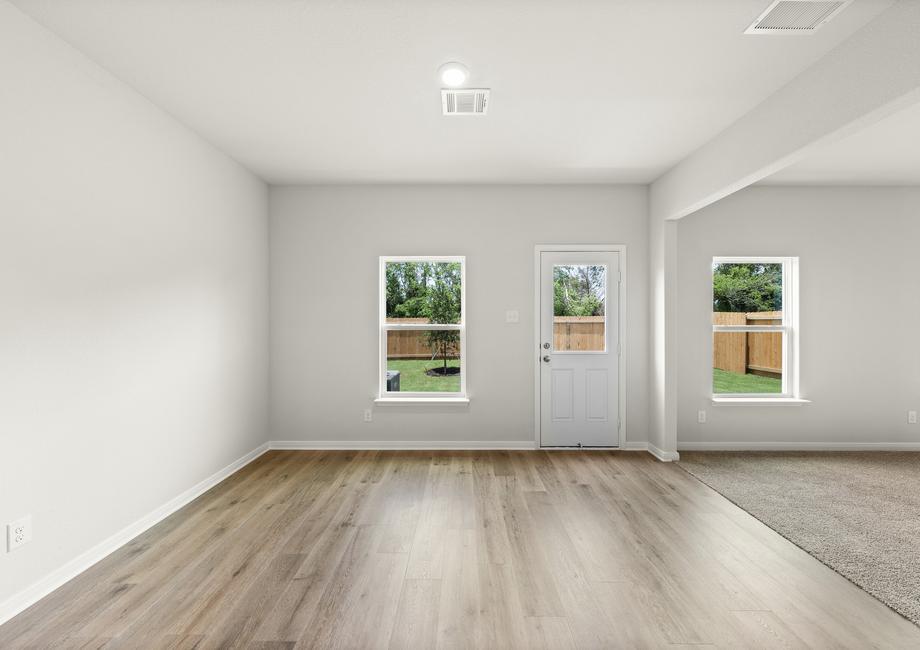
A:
[542,355,551,363]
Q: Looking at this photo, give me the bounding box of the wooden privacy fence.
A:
[386,318,459,360]
[713,311,782,377]
[385,316,606,358]
[387,330,457,359]
[553,316,605,351]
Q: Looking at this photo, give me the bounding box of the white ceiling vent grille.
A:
[745,0,851,34]
[441,89,489,116]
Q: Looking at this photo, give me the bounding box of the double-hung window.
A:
[712,257,798,399]
[378,256,467,401]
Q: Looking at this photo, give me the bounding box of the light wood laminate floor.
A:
[1,450,918,648]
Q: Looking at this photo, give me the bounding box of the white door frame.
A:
[534,244,627,449]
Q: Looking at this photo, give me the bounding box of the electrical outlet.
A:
[363,409,373,423]
[697,410,707,424]
[505,310,519,323]
[909,410,917,424]
[7,515,32,552]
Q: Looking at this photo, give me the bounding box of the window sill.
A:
[374,397,470,405]
[711,397,810,406]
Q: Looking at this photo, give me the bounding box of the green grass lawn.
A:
[387,359,461,393]
[713,368,782,394]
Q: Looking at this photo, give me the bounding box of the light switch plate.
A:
[505,310,519,323]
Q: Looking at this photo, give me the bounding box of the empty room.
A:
[3,0,920,647]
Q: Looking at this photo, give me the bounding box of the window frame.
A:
[711,256,798,400]
[378,255,467,401]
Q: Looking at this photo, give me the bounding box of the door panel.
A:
[585,369,608,422]
[551,369,575,421]
[540,250,619,447]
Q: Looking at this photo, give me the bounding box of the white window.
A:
[378,256,466,401]
[712,257,798,399]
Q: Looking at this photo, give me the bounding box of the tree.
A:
[553,265,605,317]
[424,262,461,374]
[385,261,462,374]
[712,263,782,313]
[386,262,432,318]
[385,263,404,317]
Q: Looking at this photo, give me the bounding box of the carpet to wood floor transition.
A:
[679,451,920,627]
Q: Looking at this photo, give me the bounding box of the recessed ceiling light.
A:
[438,62,469,88]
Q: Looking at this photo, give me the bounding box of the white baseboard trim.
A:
[678,441,920,451]
[648,442,680,462]
[271,440,664,453]
[623,441,649,451]
[269,440,537,450]
[0,442,270,627]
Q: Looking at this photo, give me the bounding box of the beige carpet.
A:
[679,451,920,626]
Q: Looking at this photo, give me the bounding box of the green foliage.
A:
[712,263,782,313]
[553,265,605,317]
[424,263,461,373]
[386,262,432,318]
[393,296,427,319]
[386,262,462,373]
[713,369,781,394]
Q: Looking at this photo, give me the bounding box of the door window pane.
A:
[553,265,605,352]
[386,330,461,393]
[385,261,462,324]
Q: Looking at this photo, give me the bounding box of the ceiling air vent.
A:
[745,0,852,34]
[441,89,489,116]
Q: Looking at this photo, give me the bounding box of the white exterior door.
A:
[539,250,620,447]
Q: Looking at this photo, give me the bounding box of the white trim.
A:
[374,397,470,405]
[623,440,680,461]
[712,256,791,264]
[381,255,465,263]
[269,440,536,450]
[712,325,783,333]
[623,441,650,451]
[533,244,628,450]
[269,440,677,460]
[712,397,810,405]
[382,323,462,331]
[678,441,920,451]
[648,442,680,462]
[0,442,271,627]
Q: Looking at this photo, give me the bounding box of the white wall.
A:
[270,185,648,446]
[0,1,269,610]
[677,186,920,448]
